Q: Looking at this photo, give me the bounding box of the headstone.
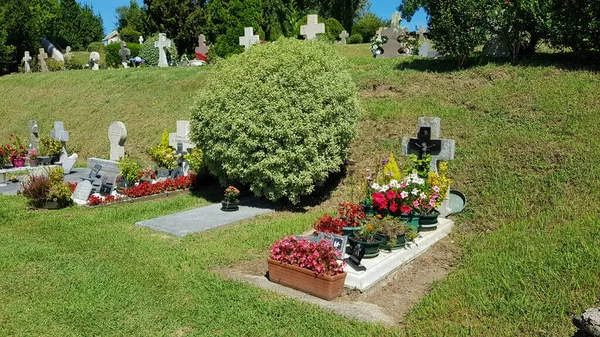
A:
[377,12,411,59]
[27,120,40,152]
[419,42,439,58]
[573,307,600,337]
[89,52,100,70]
[139,35,144,44]
[483,35,510,57]
[38,48,48,73]
[345,243,366,271]
[401,117,455,174]
[22,52,32,73]
[108,122,127,161]
[119,41,131,67]
[51,121,70,164]
[391,12,402,31]
[417,25,427,41]
[72,180,93,206]
[300,14,325,40]
[338,30,349,45]
[168,120,195,154]
[157,168,170,179]
[317,232,347,259]
[195,34,209,61]
[154,33,171,67]
[239,27,260,50]
[64,46,73,61]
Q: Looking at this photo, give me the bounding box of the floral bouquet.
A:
[223,186,240,203]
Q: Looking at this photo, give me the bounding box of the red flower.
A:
[389,202,399,213]
[400,205,411,214]
[385,190,396,201]
[372,192,387,210]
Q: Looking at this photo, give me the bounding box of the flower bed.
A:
[121,174,195,198]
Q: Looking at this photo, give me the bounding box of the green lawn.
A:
[1,47,600,336]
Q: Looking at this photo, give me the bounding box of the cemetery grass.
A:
[1,51,600,335]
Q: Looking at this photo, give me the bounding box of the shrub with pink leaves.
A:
[270,236,345,277]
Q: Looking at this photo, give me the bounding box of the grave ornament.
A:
[28,120,40,152]
[345,243,366,271]
[338,30,349,45]
[401,117,455,175]
[38,48,49,73]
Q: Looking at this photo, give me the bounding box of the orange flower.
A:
[376,214,382,219]
[366,225,373,230]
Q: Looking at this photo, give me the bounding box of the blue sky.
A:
[79,0,428,36]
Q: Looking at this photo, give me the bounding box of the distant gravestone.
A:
[28,120,40,152]
[108,122,127,161]
[38,48,48,72]
[401,117,455,174]
[377,12,411,59]
[89,52,100,70]
[119,41,131,67]
[139,35,144,44]
[22,52,32,73]
[300,14,325,40]
[419,42,440,58]
[155,33,171,67]
[64,46,73,61]
[239,27,260,49]
[169,120,195,154]
[376,27,383,37]
[72,180,93,206]
[195,34,209,60]
[417,25,427,41]
[51,121,70,163]
[338,30,349,45]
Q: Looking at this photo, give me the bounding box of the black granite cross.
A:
[407,127,442,159]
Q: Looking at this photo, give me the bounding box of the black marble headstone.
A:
[345,243,366,271]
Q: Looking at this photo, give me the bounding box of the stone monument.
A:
[139,35,144,44]
[155,33,171,67]
[239,27,260,50]
[64,46,73,61]
[195,34,209,61]
[119,41,131,68]
[338,30,349,45]
[300,14,325,40]
[22,52,32,73]
[71,180,93,206]
[168,120,195,154]
[89,52,100,70]
[417,25,427,41]
[38,48,48,72]
[28,120,40,152]
[376,12,412,59]
[401,117,455,174]
[108,122,127,161]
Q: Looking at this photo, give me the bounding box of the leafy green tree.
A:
[116,0,145,33]
[205,0,263,57]
[353,12,386,42]
[0,5,16,73]
[550,0,600,54]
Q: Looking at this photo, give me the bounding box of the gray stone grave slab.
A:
[108,121,127,161]
[300,15,325,40]
[87,158,119,174]
[136,198,276,237]
[72,180,93,205]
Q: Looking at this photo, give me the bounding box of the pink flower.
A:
[372,192,387,210]
[413,200,420,208]
[390,202,399,213]
[400,205,411,214]
[433,186,440,193]
[385,190,396,201]
[401,181,407,188]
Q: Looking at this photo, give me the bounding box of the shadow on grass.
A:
[395,52,600,73]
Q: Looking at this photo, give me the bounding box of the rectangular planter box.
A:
[267,257,346,301]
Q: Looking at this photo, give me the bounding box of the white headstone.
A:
[108,122,127,161]
[28,120,40,151]
[139,35,144,44]
[22,52,32,73]
[38,48,48,73]
[239,27,260,49]
[338,30,349,45]
[168,120,195,154]
[64,46,73,61]
[154,33,171,67]
[300,15,325,40]
[51,121,69,142]
[90,52,100,70]
[72,180,93,205]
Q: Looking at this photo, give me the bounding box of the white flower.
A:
[412,188,419,196]
[371,183,381,190]
[380,185,389,192]
[433,186,441,193]
[389,180,400,188]
[420,192,427,199]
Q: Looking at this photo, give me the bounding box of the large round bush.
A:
[190,38,360,204]
[138,34,178,66]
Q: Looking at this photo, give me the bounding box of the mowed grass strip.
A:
[0,49,599,336]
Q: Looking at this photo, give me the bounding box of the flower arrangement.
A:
[148,130,180,170]
[121,174,195,198]
[337,202,365,227]
[138,168,157,181]
[8,134,27,159]
[270,236,345,277]
[223,186,240,203]
[313,214,345,235]
[352,222,381,242]
[28,150,40,160]
[0,145,9,166]
[117,155,142,185]
[370,35,389,56]
[87,193,123,206]
[20,167,73,208]
[40,137,63,157]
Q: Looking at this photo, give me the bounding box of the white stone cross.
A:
[391,12,402,32]
[38,48,48,72]
[139,35,144,44]
[239,27,260,49]
[418,25,427,40]
[108,122,127,161]
[401,117,455,174]
[169,120,195,154]
[300,15,325,40]
[338,30,349,45]
[51,121,70,163]
[22,51,32,73]
[195,34,209,56]
[155,33,171,67]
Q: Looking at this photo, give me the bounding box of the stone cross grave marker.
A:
[64,46,73,61]
[169,120,195,154]
[89,52,100,70]
[119,41,131,66]
[239,27,260,50]
[38,48,48,72]
[28,120,40,152]
[419,42,431,57]
[155,33,171,67]
[108,122,127,161]
[401,117,455,174]
[300,14,325,40]
[195,34,209,58]
[418,25,427,40]
[139,35,144,44]
[391,11,402,32]
[51,121,70,163]
[22,52,32,73]
[377,27,402,59]
[338,30,349,45]
[72,180,93,206]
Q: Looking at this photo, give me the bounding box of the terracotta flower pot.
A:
[267,257,346,301]
[29,159,37,167]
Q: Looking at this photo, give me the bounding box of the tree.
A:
[550,0,600,54]
[353,12,386,42]
[116,0,145,32]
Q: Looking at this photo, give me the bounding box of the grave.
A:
[344,218,454,291]
[401,117,455,174]
[38,48,48,73]
[28,120,40,152]
[119,41,131,68]
[168,120,195,155]
[108,122,127,161]
[155,33,171,67]
[89,52,100,70]
[376,12,412,59]
[139,36,144,44]
[50,122,77,174]
[338,30,349,45]
[239,27,260,49]
[300,15,325,40]
[64,46,73,61]
[136,198,276,237]
[417,25,427,41]
[71,180,93,206]
[22,52,32,73]
[195,34,209,61]
[418,42,439,58]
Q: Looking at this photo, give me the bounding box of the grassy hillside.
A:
[1,46,600,336]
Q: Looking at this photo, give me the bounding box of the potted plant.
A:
[338,202,366,235]
[221,185,240,211]
[313,214,345,235]
[20,167,73,209]
[28,150,40,167]
[268,236,346,300]
[148,130,181,175]
[8,134,27,167]
[348,221,384,258]
[117,155,142,191]
[418,162,452,231]
[36,142,51,165]
[373,215,411,250]
[40,137,63,163]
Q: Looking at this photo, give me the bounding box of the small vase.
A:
[348,236,384,258]
[12,158,26,168]
[400,213,420,233]
[419,212,440,231]
[221,200,239,212]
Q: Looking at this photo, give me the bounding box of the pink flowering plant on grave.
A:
[270,236,345,277]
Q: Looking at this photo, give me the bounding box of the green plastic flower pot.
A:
[419,212,440,231]
[342,226,363,236]
[400,214,420,233]
[360,200,377,217]
[375,234,406,251]
[348,236,384,258]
